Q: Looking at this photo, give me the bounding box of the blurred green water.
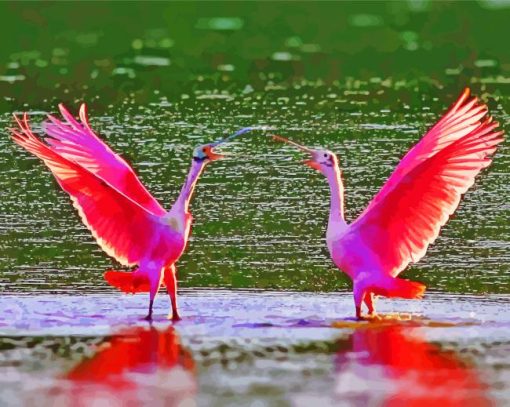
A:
[0,1,509,294]
[1,1,510,109]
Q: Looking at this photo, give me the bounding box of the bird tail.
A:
[378,277,426,299]
[104,270,151,293]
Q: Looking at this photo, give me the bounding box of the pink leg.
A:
[353,283,366,320]
[364,292,376,315]
[143,262,163,321]
[164,264,181,321]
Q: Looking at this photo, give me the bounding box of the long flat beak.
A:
[303,159,321,171]
[272,135,323,171]
[271,135,314,154]
[206,126,270,159]
[211,126,271,147]
[207,145,226,160]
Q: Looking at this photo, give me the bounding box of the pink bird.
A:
[274,89,504,319]
[10,105,247,321]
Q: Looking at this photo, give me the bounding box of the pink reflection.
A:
[334,324,491,406]
[59,326,196,406]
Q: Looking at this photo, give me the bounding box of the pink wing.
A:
[11,114,169,267]
[42,104,166,216]
[349,90,504,277]
[362,88,488,213]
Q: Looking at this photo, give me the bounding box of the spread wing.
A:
[42,104,166,216]
[11,114,171,266]
[349,89,504,277]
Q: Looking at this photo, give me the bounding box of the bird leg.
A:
[144,299,154,321]
[164,264,181,321]
[353,278,378,320]
[353,284,367,320]
[364,292,376,316]
[142,261,164,321]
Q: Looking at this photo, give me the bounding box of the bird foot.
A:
[355,312,380,321]
[167,313,181,322]
[356,305,380,321]
[143,314,153,322]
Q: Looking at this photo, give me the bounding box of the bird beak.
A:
[303,159,321,171]
[272,135,314,154]
[205,145,225,161]
[272,135,321,170]
[205,127,261,161]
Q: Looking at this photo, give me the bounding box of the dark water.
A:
[1,84,509,294]
[0,2,509,406]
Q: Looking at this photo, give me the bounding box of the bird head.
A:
[192,127,264,163]
[192,143,225,162]
[272,135,339,176]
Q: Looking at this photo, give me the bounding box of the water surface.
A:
[1,1,509,294]
[0,291,508,406]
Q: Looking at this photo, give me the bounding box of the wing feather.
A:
[42,104,166,216]
[362,88,490,213]
[349,92,504,276]
[11,115,168,266]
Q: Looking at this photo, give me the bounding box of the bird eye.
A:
[202,148,207,153]
[324,153,328,158]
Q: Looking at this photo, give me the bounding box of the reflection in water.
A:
[334,324,491,406]
[59,326,196,406]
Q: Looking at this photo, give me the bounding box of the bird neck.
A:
[173,158,207,214]
[326,166,346,228]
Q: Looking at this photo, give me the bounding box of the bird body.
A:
[274,89,504,318]
[11,104,228,320]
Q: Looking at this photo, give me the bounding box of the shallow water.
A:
[0,3,509,406]
[0,291,508,406]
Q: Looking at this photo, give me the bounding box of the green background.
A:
[0,1,508,294]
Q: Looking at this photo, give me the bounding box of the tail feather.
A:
[379,278,426,299]
[104,270,151,293]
